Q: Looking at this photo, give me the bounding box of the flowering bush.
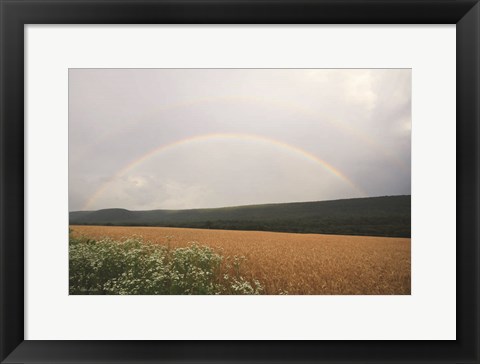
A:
[69,236,263,295]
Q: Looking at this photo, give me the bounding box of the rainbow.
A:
[82,133,366,210]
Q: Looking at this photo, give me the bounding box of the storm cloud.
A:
[69,69,411,211]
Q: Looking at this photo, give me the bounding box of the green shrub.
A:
[69,236,263,295]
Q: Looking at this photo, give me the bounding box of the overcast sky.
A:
[69,69,411,211]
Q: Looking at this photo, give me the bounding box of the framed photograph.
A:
[1,0,478,363]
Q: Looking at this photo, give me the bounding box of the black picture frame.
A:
[1,0,479,363]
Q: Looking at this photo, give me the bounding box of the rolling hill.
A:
[69,195,411,238]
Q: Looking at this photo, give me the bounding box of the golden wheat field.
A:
[70,225,411,295]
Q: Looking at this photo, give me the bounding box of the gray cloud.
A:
[69,69,411,211]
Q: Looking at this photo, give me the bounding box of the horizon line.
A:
[70,194,411,213]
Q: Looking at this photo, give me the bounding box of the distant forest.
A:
[70,195,411,238]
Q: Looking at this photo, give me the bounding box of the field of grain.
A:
[70,225,411,295]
